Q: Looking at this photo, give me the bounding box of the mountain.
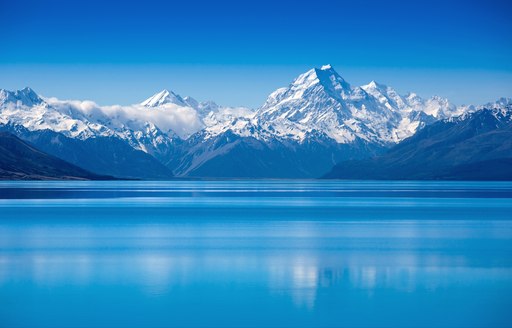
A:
[169,65,464,177]
[0,124,173,179]
[141,89,225,119]
[0,88,176,179]
[0,86,185,159]
[256,65,399,144]
[256,65,461,144]
[141,89,188,107]
[0,87,44,107]
[0,86,254,177]
[0,132,108,180]
[323,100,512,180]
[170,128,379,178]
[0,67,491,179]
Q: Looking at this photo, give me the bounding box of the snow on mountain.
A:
[251,65,447,145]
[256,65,369,143]
[139,89,256,144]
[0,89,197,160]
[141,89,187,107]
[482,97,512,111]
[404,93,462,118]
[361,81,408,111]
[0,87,255,162]
[0,87,45,107]
[246,65,466,145]
[201,106,256,139]
[453,97,512,123]
[141,89,247,118]
[0,95,111,140]
[2,66,502,177]
[197,100,220,116]
[1,67,470,155]
[324,100,512,180]
[182,96,199,109]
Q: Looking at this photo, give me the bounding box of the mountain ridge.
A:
[0,132,110,180]
[1,65,510,179]
[323,104,512,180]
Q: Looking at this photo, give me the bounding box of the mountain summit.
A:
[141,89,187,107]
[0,87,45,107]
[255,65,458,145]
[170,65,468,177]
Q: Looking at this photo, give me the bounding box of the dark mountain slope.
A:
[0,124,173,179]
[324,108,512,180]
[169,130,383,178]
[0,132,108,180]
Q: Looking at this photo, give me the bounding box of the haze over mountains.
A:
[1,65,510,180]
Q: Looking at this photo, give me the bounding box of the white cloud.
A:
[45,97,203,138]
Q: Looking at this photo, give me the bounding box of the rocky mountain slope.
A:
[324,100,512,180]
[0,132,109,180]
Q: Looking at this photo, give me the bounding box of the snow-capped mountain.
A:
[193,65,463,148]
[481,97,512,111]
[1,65,507,178]
[254,64,402,144]
[0,87,45,107]
[140,88,239,120]
[0,86,254,177]
[324,100,512,180]
[0,66,463,152]
[252,65,462,144]
[0,88,176,178]
[0,88,179,157]
[141,89,188,107]
[169,65,472,177]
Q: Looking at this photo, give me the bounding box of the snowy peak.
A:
[293,65,352,97]
[0,87,45,107]
[467,97,512,121]
[411,95,458,118]
[141,90,220,116]
[256,65,473,145]
[315,64,350,88]
[362,80,386,92]
[141,89,186,107]
[362,80,407,111]
[260,65,352,111]
[484,97,512,110]
[361,80,390,101]
[183,96,199,109]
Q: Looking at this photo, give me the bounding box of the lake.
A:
[0,180,511,327]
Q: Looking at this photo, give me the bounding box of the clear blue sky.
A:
[1,0,511,107]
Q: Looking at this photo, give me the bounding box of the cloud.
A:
[45,97,203,138]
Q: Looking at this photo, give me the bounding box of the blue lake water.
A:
[0,180,511,327]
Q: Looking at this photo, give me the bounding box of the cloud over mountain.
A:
[1,65,510,179]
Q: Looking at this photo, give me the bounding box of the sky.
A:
[0,0,511,108]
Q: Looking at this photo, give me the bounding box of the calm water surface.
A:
[0,180,511,327]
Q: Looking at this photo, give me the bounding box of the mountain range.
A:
[1,65,510,180]
[324,103,512,180]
